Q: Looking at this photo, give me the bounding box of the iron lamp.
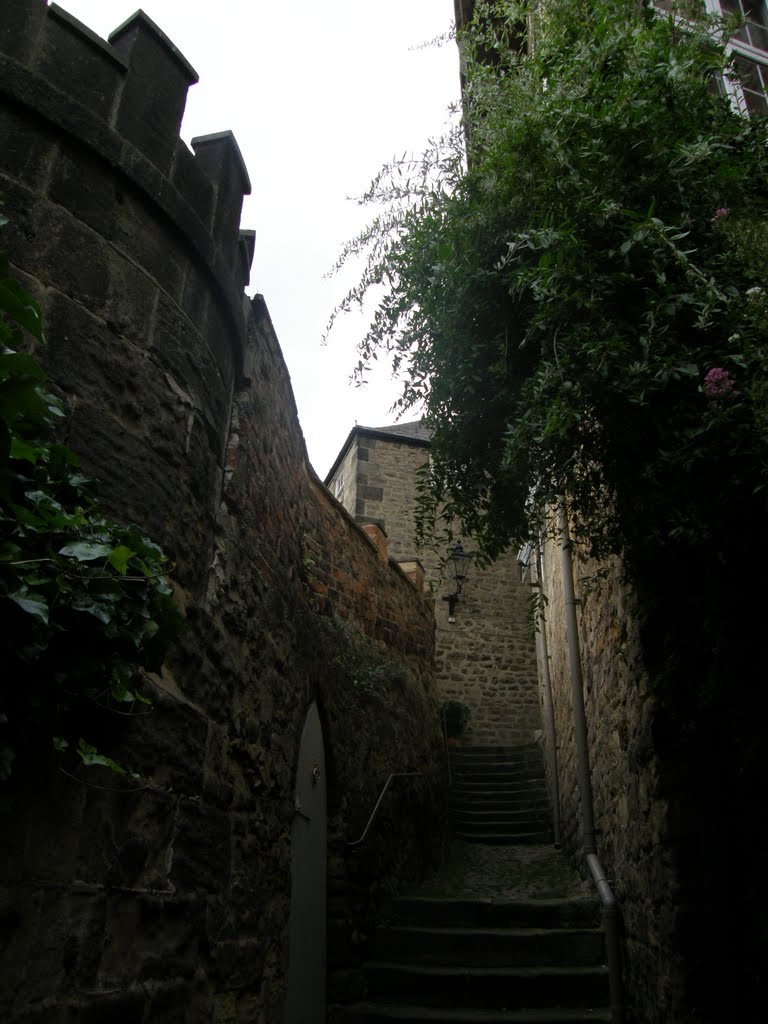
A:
[443,541,475,621]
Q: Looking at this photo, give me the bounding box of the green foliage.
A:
[330,0,768,700]
[333,0,768,546]
[316,615,409,706]
[441,699,470,738]
[0,226,182,780]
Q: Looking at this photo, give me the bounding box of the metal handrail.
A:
[347,772,423,847]
[587,853,624,1023]
[441,706,452,786]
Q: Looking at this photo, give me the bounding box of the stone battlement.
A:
[0,1,253,373]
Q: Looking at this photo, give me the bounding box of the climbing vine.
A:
[313,614,409,707]
[0,216,182,779]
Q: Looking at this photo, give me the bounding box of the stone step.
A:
[450,744,544,759]
[451,819,553,838]
[330,1004,612,1023]
[450,780,547,796]
[449,803,550,820]
[392,898,601,930]
[450,772,547,787]
[451,760,546,775]
[449,806,552,823]
[373,925,605,967]
[450,786,552,802]
[363,963,609,1010]
[449,763,546,776]
[450,775,548,789]
[335,849,610,1024]
[450,806,551,824]
[452,829,554,845]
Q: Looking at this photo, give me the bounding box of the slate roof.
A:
[367,420,432,443]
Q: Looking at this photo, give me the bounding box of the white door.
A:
[284,701,327,1024]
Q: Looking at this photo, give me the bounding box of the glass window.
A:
[732,51,768,111]
[720,1,768,52]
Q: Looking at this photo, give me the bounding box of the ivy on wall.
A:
[0,216,182,780]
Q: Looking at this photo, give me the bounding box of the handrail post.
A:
[347,772,423,848]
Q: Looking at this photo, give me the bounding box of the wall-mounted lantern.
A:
[443,541,475,622]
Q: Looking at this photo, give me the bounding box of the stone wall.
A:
[435,555,540,746]
[328,438,359,516]
[349,431,430,562]
[538,534,681,1023]
[329,429,541,746]
[0,5,442,1021]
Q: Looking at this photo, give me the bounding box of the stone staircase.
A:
[449,745,554,846]
[329,745,611,1023]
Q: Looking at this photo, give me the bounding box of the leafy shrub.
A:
[442,699,470,738]
[0,216,181,778]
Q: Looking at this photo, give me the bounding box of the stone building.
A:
[326,422,541,746]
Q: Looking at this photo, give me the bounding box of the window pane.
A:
[746,22,768,49]
[743,85,768,111]
[734,52,763,88]
[720,0,768,51]
[742,0,768,27]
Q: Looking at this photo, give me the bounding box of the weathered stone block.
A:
[117,692,208,796]
[211,938,265,990]
[0,106,58,192]
[170,801,230,895]
[81,990,146,1024]
[0,0,46,63]
[151,298,229,440]
[109,11,198,175]
[146,981,190,1023]
[39,6,127,120]
[171,141,215,230]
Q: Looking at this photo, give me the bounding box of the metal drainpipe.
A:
[557,498,597,854]
[557,497,624,1024]
[533,547,562,849]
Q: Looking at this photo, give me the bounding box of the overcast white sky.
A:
[55,0,460,478]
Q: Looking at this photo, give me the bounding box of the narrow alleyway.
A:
[329,746,611,1022]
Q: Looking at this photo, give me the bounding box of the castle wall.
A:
[539,537,681,1022]
[333,431,540,745]
[0,5,441,1021]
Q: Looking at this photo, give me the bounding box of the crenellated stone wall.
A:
[0,1,252,595]
[0,5,442,1021]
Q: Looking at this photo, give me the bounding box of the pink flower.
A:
[703,367,738,400]
[711,207,730,223]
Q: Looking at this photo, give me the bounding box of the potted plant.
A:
[442,700,470,744]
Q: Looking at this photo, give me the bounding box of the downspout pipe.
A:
[557,497,624,1024]
[534,547,562,849]
[587,852,625,1024]
[557,498,597,855]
